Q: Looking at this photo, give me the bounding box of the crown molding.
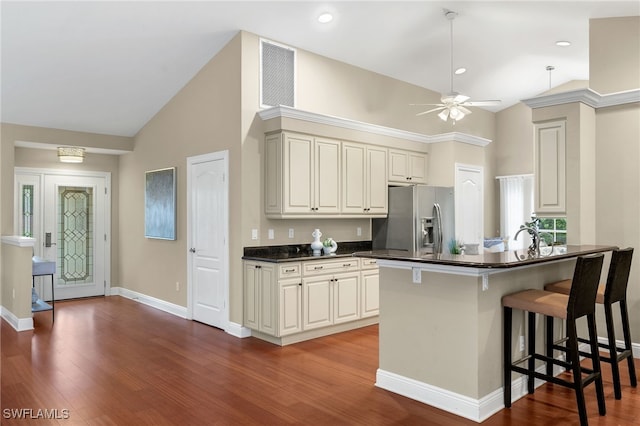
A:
[521,88,640,110]
[258,106,492,147]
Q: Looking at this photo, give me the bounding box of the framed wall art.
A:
[144,167,176,240]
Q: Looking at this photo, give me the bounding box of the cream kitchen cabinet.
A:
[388,149,428,184]
[265,132,340,218]
[302,258,360,329]
[360,258,380,318]
[243,261,277,335]
[534,120,566,215]
[243,256,375,344]
[244,261,302,337]
[341,142,388,216]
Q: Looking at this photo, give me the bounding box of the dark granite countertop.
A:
[353,245,617,269]
[243,241,372,263]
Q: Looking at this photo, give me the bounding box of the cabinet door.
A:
[342,142,366,214]
[303,276,333,330]
[264,134,283,215]
[259,263,277,335]
[333,272,360,324]
[534,120,566,214]
[283,133,314,213]
[366,146,388,214]
[243,262,260,330]
[279,278,302,336]
[388,150,409,183]
[408,152,427,184]
[361,270,379,318]
[314,137,341,213]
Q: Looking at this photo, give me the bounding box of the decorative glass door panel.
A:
[44,175,106,300]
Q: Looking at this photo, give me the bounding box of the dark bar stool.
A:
[545,247,636,399]
[503,253,606,426]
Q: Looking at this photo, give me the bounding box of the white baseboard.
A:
[376,363,571,423]
[110,287,252,338]
[0,306,34,331]
[110,287,188,319]
[597,336,640,359]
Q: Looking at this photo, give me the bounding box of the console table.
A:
[32,256,56,322]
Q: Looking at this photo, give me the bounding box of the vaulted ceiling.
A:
[2,1,638,137]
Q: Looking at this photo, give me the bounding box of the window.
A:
[22,184,34,237]
[539,217,567,245]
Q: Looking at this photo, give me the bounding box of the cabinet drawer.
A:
[279,263,301,277]
[360,258,379,270]
[303,258,360,276]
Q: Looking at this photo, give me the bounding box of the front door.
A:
[42,174,108,300]
[188,151,229,330]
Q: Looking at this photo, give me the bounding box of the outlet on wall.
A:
[356,227,362,237]
[268,229,274,239]
[176,282,180,291]
[251,229,258,240]
[288,228,295,239]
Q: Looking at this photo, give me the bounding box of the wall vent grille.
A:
[261,40,295,108]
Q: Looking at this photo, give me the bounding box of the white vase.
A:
[311,229,323,256]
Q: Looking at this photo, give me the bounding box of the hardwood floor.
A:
[1,296,638,425]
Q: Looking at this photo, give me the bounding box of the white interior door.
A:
[455,164,484,248]
[188,151,229,330]
[42,174,108,300]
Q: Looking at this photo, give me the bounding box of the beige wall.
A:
[1,243,34,319]
[590,16,640,93]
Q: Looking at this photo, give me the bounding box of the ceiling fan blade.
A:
[457,105,472,115]
[453,94,470,103]
[463,100,502,106]
[416,106,446,116]
[409,103,444,107]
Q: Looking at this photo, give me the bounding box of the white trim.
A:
[258,105,492,146]
[597,336,640,360]
[225,321,253,338]
[186,150,230,332]
[14,140,131,155]
[522,88,640,110]
[1,235,36,247]
[495,173,534,180]
[0,306,34,331]
[111,287,188,319]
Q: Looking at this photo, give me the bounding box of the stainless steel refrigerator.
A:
[372,185,455,255]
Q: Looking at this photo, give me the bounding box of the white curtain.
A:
[498,175,534,250]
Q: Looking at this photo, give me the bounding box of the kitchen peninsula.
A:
[354,244,616,423]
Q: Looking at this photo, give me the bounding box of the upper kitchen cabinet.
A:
[342,142,388,217]
[534,120,566,215]
[388,149,427,184]
[265,132,340,218]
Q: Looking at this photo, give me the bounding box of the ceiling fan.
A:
[412,9,500,123]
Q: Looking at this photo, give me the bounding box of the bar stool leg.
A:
[528,311,536,394]
[567,320,589,426]
[605,302,622,399]
[620,300,637,388]
[588,313,606,416]
[504,306,513,408]
[546,315,554,376]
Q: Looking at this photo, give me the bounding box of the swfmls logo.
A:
[2,408,70,419]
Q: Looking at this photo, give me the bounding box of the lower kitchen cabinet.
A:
[243,257,378,344]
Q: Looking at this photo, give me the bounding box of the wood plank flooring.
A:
[1,296,638,425]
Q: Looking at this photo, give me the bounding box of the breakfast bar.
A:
[354,244,616,423]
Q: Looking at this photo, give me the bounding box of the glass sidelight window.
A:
[21,185,34,237]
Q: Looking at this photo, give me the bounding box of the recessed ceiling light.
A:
[555,40,571,47]
[454,67,466,75]
[318,12,333,24]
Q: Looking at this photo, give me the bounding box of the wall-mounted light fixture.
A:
[57,147,85,163]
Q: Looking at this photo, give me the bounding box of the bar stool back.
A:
[545,247,636,399]
[503,253,606,426]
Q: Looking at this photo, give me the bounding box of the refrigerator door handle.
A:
[434,203,444,253]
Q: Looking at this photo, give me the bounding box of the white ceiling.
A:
[1,1,638,137]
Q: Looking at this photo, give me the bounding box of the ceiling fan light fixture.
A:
[449,106,464,121]
[438,109,449,121]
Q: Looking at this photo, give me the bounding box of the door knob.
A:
[189,248,196,253]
